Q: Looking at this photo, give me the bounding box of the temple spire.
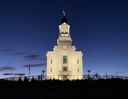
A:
[60,11,69,25]
[59,11,70,34]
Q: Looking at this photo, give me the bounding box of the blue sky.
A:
[0,0,128,78]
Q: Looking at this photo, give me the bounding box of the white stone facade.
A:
[46,16,83,80]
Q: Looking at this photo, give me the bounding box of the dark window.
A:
[77,59,79,64]
[50,59,52,64]
[50,68,52,72]
[77,68,79,72]
[63,56,67,64]
[63,75,67,80]
[63,67,67,71]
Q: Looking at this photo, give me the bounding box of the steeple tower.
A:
[59,11,70,36]
[57,12,72,45]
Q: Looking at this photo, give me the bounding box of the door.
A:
[62,75,67,80]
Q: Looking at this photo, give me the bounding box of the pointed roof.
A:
[59,11,70,25]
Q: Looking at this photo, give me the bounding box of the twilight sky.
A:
[0,0,128,78]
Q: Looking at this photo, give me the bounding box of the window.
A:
[50,59,52,64]
[63,75,67,80]
[77,59,79,64]
[63,67,67,71]
[77,68,79,72]
[50,68,52,72]
[63,56,67,64]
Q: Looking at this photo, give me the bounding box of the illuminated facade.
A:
[46,14,83,80]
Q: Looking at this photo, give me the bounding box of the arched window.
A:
[63,56,67,64]
[63,67,67,71]
[50,59,52,64]
[77,68,79,72]
[77,59,79,64]
[50,68,52,72]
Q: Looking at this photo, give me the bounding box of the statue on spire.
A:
[63,10,66,16]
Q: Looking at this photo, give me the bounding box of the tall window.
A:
[50,68,52,72]
[77,59,79,64]
[63,56,67,64]
[50,59,52,64]
[77,68,79,72]
[63,67,67,71]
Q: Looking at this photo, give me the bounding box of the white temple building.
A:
[46,13,83,80]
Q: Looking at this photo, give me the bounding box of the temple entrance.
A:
[58,73,71,80]
[62,75,67,80]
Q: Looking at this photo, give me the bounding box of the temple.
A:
[46,13,83,80]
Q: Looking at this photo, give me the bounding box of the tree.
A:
[38,75,41,80]
[18,77,22,82]
[24,76,28,82]
[94,73,99,79]
[31,77,36,82]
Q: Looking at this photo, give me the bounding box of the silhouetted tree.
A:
[24,76,28,82]
[31,77,36,82]
[38,75,41,80]
[18,77,22,82]
[94,73,99,79]
[40,75,43,81]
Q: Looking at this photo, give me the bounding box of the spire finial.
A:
[63,10,66,16]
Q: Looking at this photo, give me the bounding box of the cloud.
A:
[24,63,44,68]
[0,66,16,72]
[3,73,12,75]
[1,48,15,52]
[14,73,26,76]
[3,73,26,76]
[12,52,28,56]
[1,48,29,56]
[24,54,42,61]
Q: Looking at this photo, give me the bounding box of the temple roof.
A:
[60,16,69,25]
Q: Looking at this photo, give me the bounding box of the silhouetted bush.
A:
[24,76,28,82]
[31,77,37,82]
[0,79,128,99]
[18,77,22,82]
